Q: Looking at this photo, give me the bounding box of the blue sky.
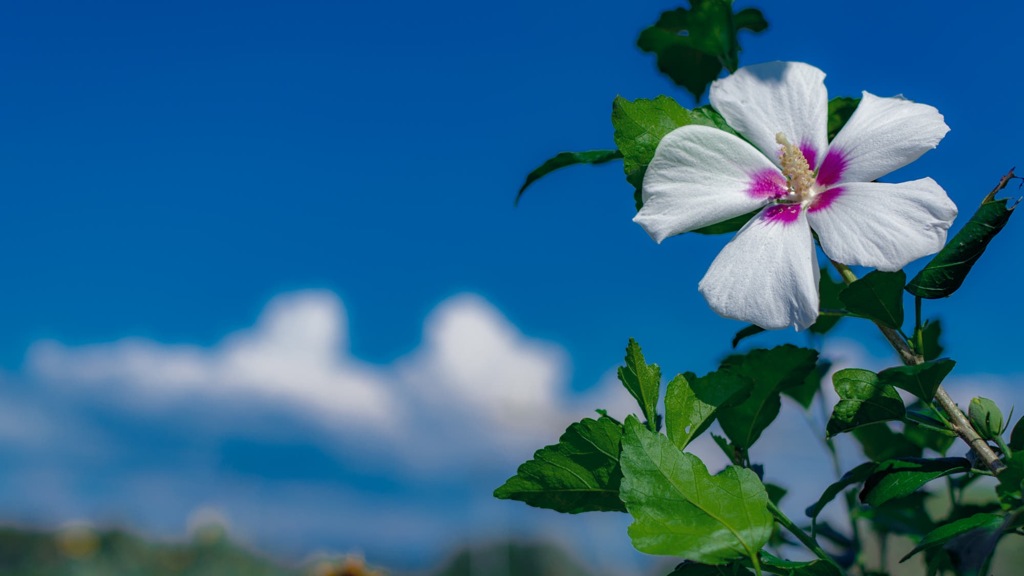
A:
[1,0,1023,572]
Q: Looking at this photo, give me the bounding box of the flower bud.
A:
[968,397,1004,441]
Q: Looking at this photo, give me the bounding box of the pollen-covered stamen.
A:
[775,132,816,200]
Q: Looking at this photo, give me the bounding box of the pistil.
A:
[775,133,816,201]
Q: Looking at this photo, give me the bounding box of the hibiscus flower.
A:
[634,61,957,330]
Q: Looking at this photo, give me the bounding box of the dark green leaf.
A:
[690,105,741,137]
[515,149,622,205]
[665,370,751,450]
[941,518,1009,576]
[667,562,754,576]
[731,325,765,348]
[493,415,626,513]
[860,457,971,507]
[620,416,773,564]
[852,423,922,461]
[903,413,956,455]
[838,270,906,330]
[805,462,876,521]
[759,552,842,576]
[809,267,846,334]
[612,95,694,211]
[617,338,661,431]
[636,2,768,100]
[783,360,832,410]
[1010,414,1024,452]
[877,358,955,403]
[900,513,1004,563]
[861,492,936,536]
[996,456,1024,508]
[765,484,787,506]
[718,346,819,449]
[826,97,860,141]
[827,369,906,437]
[919,319,945,361]
[907,176,1019,299]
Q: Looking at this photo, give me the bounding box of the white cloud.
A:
[25,290,632,475]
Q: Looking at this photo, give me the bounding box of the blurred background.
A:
[1,0,1023,574]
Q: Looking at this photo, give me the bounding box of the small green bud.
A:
[968,397,1004,441]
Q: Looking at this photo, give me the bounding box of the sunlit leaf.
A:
[612,95,695,211]
[620,416,772,564]
[617,338,661,431]
[493,415,626,513]
[665,370,750,450]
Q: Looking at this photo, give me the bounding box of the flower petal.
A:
[710,61,828,170]
[635,125,783,242]
[698,208,819,330]
[807,178,957,271]
[827,92,949,184]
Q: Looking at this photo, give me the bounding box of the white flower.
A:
[633,61,957,330]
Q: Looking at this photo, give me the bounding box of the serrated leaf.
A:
[620,416,773,564]
[717,346,819,449]
[759,552,842,576]
[907,174,1019,299]
[618,338,661,431]
[838,270,906,330]
[690,105,741,137]
[783,360,832,410]
[665,370,751,450]
[827,369,906,437]
[877,358,955,403]
[493,415,626,513]
[899,513,1004,563]
[805,462,876,521]
[636,1,768,100]
[826,97,860,141]
[809,267,846,334]
[515,149,622,205]
[612,95,694,211]
[860,457,971,507]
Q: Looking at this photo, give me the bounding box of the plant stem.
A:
[767,500,844,572]
[830,260,1007,475]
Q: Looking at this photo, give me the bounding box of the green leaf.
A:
[826,368,906,438]
[515,149,622,205]
[899,513,1005,563]
[852,423,922,461]
[617,338,661,431]
[493,415,626,513]
[665,370,751,450]
[619,416,773,564]
[1010,414,1024,452]
[690,105,741,137]
[783,360,832,410]
[636,2,768,100]
[805,462,876,521]
[877,358,955,403]
[717,346,819,449]
[903,412,956,455]
[838,270,906,330]
[996,456,1024,508]
[731,325,765,348]
[759,552,842,576]
[809,267,846,334]
[907,177,1019,298]
[826,97,860,141]
[612,95,694,211]
[859,457,971,507]
[667,562,755,576]
[919,319,945,361]
[938,517,1010,576]
[861,491,936,536]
